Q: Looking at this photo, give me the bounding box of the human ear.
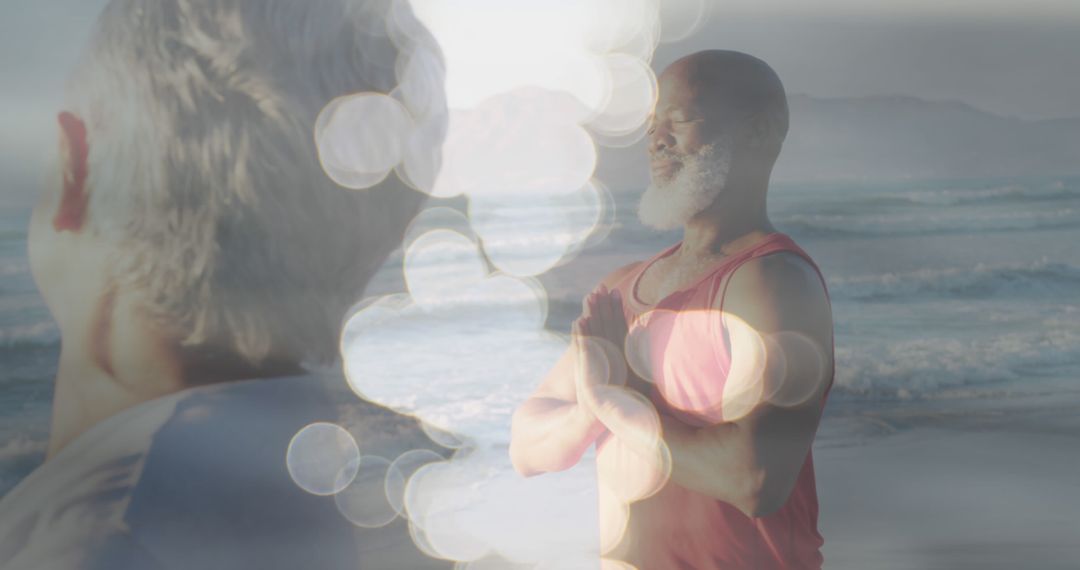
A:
[54,111,90,232]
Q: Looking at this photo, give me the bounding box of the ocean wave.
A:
[0,435,46,464]
[0,321,59,349]
[828,259,1080,302]
[833,326,1080,399]
[0,435,46,497]
[0,260,28,277]
[780,208,1080,238]
[876,182,1079,207]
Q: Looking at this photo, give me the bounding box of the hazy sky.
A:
[2,0,1079,204]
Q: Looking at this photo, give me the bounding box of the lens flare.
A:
[456,557,534,570]
[720,312,769,422]
[534,555,633,570]
[421,422,469,450]
[624,308,677,385]
[465,274,549,329]
[314,93,415,190]
[404,229,489,308]
[588,55,658,138]
[387,448,447,516]
[409,520,446,560]
[573,336,626,400]
[406,461,491,562]
[593,387,672,502]
[625,309,770,422]
[341,290,566,441]
[404,208,478,254]
[394,46,448,122]
[397,114,448,194]
[597,482,630,555]
[602,560,640,570]
[558,180,617,266]
[468,184,604,277]
[604,0,661,61]
[585,0,659,59]
[659,0,711,43]
[591,120,651,148]
[432,91,597,198]
[763,331,830,408]
[286,423,360,496]
[335,455,399,528]
[408,0,612,111]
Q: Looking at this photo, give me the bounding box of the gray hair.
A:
[68,0,445,367]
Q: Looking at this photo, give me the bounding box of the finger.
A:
[580,315,593,337]
[600,293,623,340]
[611,290,625,322]
[611,298,629,336]
[605,291,621,324]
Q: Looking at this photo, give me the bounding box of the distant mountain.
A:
[593,94,1080,190]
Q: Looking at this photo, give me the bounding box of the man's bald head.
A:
[661,50,789,154]
[640,51,788,229]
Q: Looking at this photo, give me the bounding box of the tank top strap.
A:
[706,232,831,313]
[705,232,836,401]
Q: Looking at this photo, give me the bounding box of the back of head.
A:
[67,0,446,369]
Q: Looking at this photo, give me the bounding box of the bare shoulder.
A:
[721,251,832,336]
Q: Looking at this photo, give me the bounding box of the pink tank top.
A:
[601,232,832,569]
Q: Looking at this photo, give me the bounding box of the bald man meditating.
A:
[510,51,835,569]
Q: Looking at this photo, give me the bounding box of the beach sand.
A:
[815,398,1080,569]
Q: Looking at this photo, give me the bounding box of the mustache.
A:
[651,149,682,162]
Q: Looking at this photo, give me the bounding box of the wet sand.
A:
[815,397,1080,569]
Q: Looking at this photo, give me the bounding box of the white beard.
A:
[637,142,732,231]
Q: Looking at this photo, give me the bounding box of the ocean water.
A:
[3,176,1080,495]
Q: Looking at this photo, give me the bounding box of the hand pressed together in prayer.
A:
[572,286,654,399]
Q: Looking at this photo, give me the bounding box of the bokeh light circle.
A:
[468,185,604,277]
[659,0,711,43]
[334,455,399,528]
[432,92,597,198]
[409,520,446,560]
[421,422,469,449]
[593,387,671,502]
[314,93,415,189]
[763,331,829,408]
[405,462,490,562]
[624,309,678,385]
[589,55,659,138]
[403,207,479,253]
[404,229,488,308]
[597,482,630,555]
[591,120,651,149]
[387,448,446,516]
[571,180,618,255]
[608,0,661,61]
[286,423,360,496]
[719,312,769,421]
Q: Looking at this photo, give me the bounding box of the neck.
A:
[45,289,301,459]
[47,292,186,458]
[680,175,775,260]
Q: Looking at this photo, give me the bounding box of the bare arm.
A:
[509,342,608,477]
[588,253,833,516]
[662,253,833,516]
[509,263,642,477]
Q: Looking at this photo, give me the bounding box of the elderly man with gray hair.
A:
[0,1,450,568]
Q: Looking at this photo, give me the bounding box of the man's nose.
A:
[648,124,672,155]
